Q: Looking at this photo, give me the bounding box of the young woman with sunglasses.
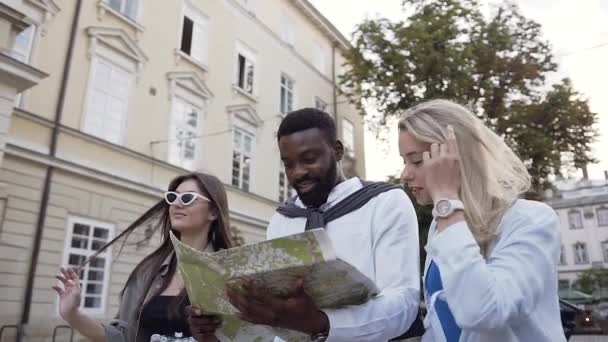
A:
[52,173,233,342]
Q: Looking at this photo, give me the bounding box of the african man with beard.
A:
[225,108,421,342]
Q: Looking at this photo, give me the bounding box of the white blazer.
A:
[422,199,566,342]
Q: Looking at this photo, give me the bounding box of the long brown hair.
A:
[79,172,233,319]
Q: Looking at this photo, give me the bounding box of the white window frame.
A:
[179,1,209,66]
[568,210,583,229]
[280,73,295,114]
[232,127,255,192]
[234,42,257,95]
[560,244,567,265]
[573,242,589,265]
[168,96,203,170]
[312,40,327,75]
[602,240,608,263]
[314,96,328,113]
[280,12,295,46]
[278,162,295,203]
[11,25,36,63]
[61,216,114,316]
[597,207,608,227]
[82,55,134,145]
[342,119,355,159]
[82,27,146,145]
[104,0,140,20]
[11,24,36,108]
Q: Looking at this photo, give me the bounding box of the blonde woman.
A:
[398,100,565,342]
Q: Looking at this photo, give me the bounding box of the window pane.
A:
[91,240,106,251]
[184,134,196,160]
[68,254,85,266]
[93,228,109,240]
[11,26,34,63]
[315,98,327,112]
[233,130,242,147]
[87,270,104,281]
[244,135,252,153]
[574,243,589,264]
[109,0,122,12]
[89,257,106,268]
[73,223,90,236]
[237,54,246,88]
[598,208,608,226]
[232,151,241,186]
[568,211,582,229]
[181,17,194,55]
[84,296,101,308]
[186,109,198,128]
[190,22,207,63]
[86,59,131,143]
[279,169,286,202]
[243,160,250,177]
[242,160,250,191]
[93,61,112,90]
[86,283,104,295]
[71,237,88,249]
[280,87,286,113]
[125,0,138,18]
[245,63,254,94]
[287,92,293,112]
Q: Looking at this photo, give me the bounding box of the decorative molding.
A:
[5,143,276,224]
[227,103,263,128]
[167,71,213,100]
[85,26,147,74]
[25,0,60,36]
[0,3,29,34]
[0,52,48,92]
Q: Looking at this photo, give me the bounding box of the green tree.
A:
[231,227,246,247]
[341,0,598,196]
[574,268,608,295]
[387,176,432,272]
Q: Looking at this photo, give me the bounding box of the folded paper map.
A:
[170,228,379,342]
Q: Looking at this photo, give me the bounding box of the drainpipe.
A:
[19,0,82,339]
[331,42,338,123]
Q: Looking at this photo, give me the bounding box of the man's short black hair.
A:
[277,108,337,143]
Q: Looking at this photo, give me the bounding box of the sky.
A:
[309,0,608,182]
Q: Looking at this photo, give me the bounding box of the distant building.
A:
[545,172,608,290]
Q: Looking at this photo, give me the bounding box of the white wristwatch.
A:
[432,198,464,219]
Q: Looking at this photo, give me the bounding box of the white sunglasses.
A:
[164,191,210,206]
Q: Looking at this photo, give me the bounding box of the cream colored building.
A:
[546,176,608,290]
[0,0,366,340]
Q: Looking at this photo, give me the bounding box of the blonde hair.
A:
[398,99,531,255]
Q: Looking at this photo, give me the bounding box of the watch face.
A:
[436,199,451,216]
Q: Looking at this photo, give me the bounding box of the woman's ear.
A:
[208,208,218,221]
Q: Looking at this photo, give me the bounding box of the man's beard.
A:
[297,159,338,208]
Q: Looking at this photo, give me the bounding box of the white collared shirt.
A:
[268,177,420,342]
[422,199,566,342]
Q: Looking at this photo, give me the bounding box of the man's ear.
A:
[334,140,344,162]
